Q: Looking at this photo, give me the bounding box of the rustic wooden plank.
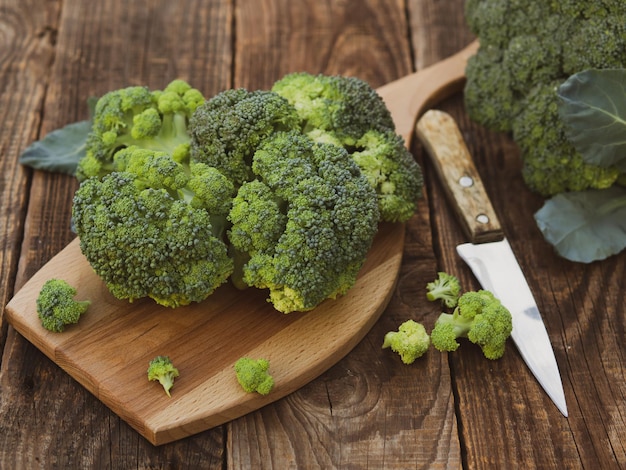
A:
[0,0,234,467]
[227,0,462,468]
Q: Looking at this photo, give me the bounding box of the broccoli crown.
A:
[36,279,90,332]
[72,147,234,308]
[147,355,180,397]
[234,357,274,395]
[188,88,301,185]
[463,0,626,195]
[227,131,380,313]
[430,290,513,360]
[426,272,462,308]
[76,79,204,181]
[382,319,430,364]
[272,72,423,222]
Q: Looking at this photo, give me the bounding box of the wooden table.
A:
[1,1,624,468]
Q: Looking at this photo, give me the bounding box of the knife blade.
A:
[415,109,568,417]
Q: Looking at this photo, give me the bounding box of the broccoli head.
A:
[463,0,626,196]
[76,79,204,181]
[36,279,90,332]
[430,290,513,360]
[147,356,180,397]
[72,146,234,308]
[188,88,301,185]
[234,357,274,395]
[227,131,380,313]
[382,319,430,364]
[272,72,423,222]
[426,271,461,308]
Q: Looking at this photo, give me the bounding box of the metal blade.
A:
[456,239,568,417]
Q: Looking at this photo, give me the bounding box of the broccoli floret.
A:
[76,79,204,181]
[426,272,461,308]
[234,357,274,395]
[188,88,301,185]
[463,0,626,196]
[36,279,90,332]
[272,72,423,223]
[72,147,234,308]
[430,290,513,360]
[382,320,430,364]
[147,356,180,397]
[227,131,380,313]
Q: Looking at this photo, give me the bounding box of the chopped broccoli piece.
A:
[463,0,626,196]
[234,357,274,395]
[272,72,423,222]
[382,319,430,364]
[227,130,380,313]
[147,356,180,397]
[76,79,203,181]
[72,147,234,308]
[430,290,513,360]
[36,279,90,332]
[426,271,461,308]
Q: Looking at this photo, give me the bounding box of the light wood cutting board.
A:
[5,41,479,446]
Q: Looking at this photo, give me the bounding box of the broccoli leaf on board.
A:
[534,186,626,263]
[557,69,626,172]
[19,120,91,175]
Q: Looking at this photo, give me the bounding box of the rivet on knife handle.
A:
[416,109,504,244]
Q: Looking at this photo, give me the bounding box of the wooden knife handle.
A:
[415,109,504,244]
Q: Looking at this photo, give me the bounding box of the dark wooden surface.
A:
[0,0,624,468]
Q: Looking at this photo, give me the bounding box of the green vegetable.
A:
[272,72,423,222]
[234,357,274,395]
[147,356,180,397]
[426,272,461,308]
[463,0,626,196]
[430,290,513,360]
[36,279,90,332]
[382,319,430,364]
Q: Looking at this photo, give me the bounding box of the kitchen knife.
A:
[415,109,568,417]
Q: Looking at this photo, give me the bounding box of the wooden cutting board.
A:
[5,41,478,446]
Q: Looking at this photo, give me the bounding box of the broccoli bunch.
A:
[36,279,90,332]
[76,79,204,181]
[430,290,513,360]
[226,131,380,313]
[147,356,180,397]
[272,72,423,222]
[234,357,274,395]
[382,319,431,364]
[463,0,626,196]
[72,147,235,308]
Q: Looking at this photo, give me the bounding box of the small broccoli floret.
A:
[36,279,90,332]
[227,131,380,313]
[147,356,180,397]
[430,290,513,360]
[382,320,430,364]
[426,272,461,308]
[272,72,423,222]
[234,357,274,395]
[189,88,301,185]
[76,79,204,181]
[72,146,234,308]
[463,0,626,196]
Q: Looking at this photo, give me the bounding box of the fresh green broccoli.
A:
[426,272,461,308]
[430,290,513,360]
[382,319,430,364]
[76,79,204,181]
[234,357,274,395]
[189,88,301,185]
[463,0,626,196]
[36,279,90,332]
[72,146,234,308]
[227,130,380,313]
[272,72,423,222]
[147,356,180,397]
